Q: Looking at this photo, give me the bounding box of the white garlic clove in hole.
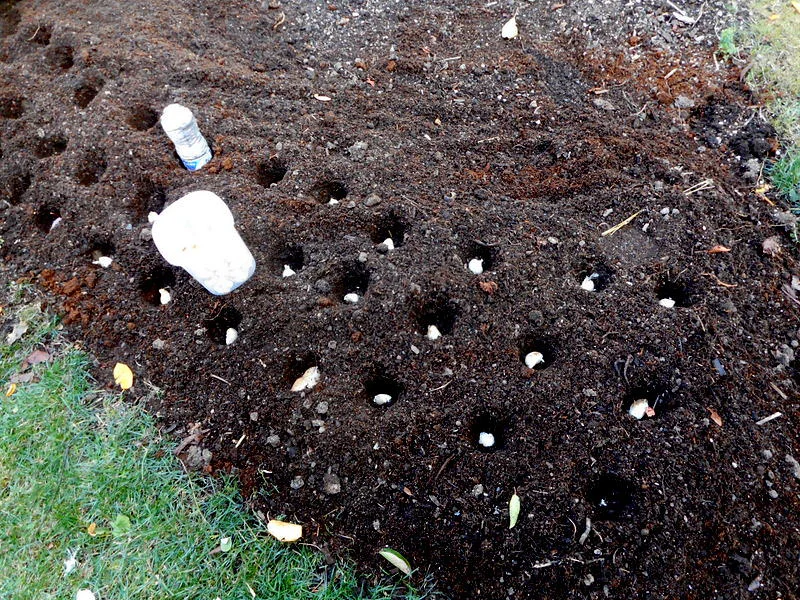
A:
[468,258,484,275]
[478,432,496,447]
[93,256,113,268]
[343,292,360,304]
[628,399,649,420]
[158,288,172,305]
[291,366,320,392]
[524,351,545,369]
[282,264,296,278]
[225,327,238,345]
[426,324,442,341]
[581,273,599,292]
[658,297,676,309]
[382,238,395,251]
[373,393,393,406]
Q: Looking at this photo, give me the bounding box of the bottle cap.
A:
[160,103,194,133]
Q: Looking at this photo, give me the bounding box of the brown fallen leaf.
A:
[479,280,498,294]
[706,245,731,254]
[87,522,97,536]
[707,407,723,427]
[26,349,51,364]
[10,372,38,384]
[762,236,781,256]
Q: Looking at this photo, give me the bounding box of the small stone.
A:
[152,338,166,350]
[673,95,695,109]
[761,449,773,460]
[266,434,281,447]
[311,419,324,427]
[372,520,381,531]
[410,344,420,354]
[364,194,382,207]
[250,411,259,421]
[358,251,368,263]
[323,473,341,494]
[768,489,779,499]
[290,476,305,490]
[316,401,329,414]
[139,228,153,241]
[478,432,495,447]
[593,98,616,111]
[660,207,670,215]
[786,454,800,479]
[583,388,597,397]
[468,258,484,275]
[315,279,332,293]
[472,484,484,496]
[225,328,238,345]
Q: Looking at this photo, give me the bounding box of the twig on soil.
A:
[432,454,456,482]
[429,381,452,392]
[601,210,643,237]
[755,412,783,425]
[683,179,715,195]
[769,382,788,400]
[578,518,591,545]
[700,272,738,288]
[210,373,231,385]
[27,26,41,41]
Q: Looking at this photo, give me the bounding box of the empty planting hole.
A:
[34,205,61,233]
[338,261,370,297]
[126,105,158,131]
[415,295,459,335]
[655,277,692,307]
[0,95,24,119]
[47,44,73,70]
[0,3,20,38]
[139,267,176,306]
[74,81,102,108]
[371,210,408,247]
[519,336,556,370]
[470,414,506,452]
[313,179,348,204]
[579,264,613,292]
[2,168,31,204]
[256,158,287,187]
[75,152,106,186]
[586,473,637,520]
[33,135,67,158]
[204,306,242,345]
[365,374,404,407]
[463,240,499,272]
[276,243,304,273]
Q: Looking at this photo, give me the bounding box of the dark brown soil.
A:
[2,1,799,599]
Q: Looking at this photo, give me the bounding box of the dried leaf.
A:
[501,15,518,39]
[87,522,97,536]
[762,236,781,256]
[267,519,303,542]
[479,280,498,294]
[9,371,37,384]
[113,362,134,390]
[509,492,521,529]
[26,349,50,364]
[378,547,412,575]
[706,245,731,254]
[707,407,723,427]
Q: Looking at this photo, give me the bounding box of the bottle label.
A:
[182,150,213,171]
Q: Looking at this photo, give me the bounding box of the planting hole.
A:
[470,414,506,452]
[275,243,304,274]
[1,167,31,204]
[463,240,499,274]
[74,81,102,108]
[126,104,159,131]
[204,306,242,345]
[365,373,404,407]
[88,238,115,261]
[283,351,319,386]
[579,264,613,292]
[256,157,287,187]
[587,473,637,520]
[0,2,20,38]
[33,135,67,158]
[624,383,672,419]
[34,205,61,233]
[415,294,459,337]
[130,178,166,221]
[0,95,24,119]
[371,210,407,247]
[519,336,556,370]
[75,152,106,186]
[139,266,176,306]
[655,276,692,308]
[47,44,73,70]
[337,260,370,300]
[27,23,51,45]
[312,178,348,204]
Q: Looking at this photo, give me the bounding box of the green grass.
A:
[720,1,800,202]
[0,299,435,600]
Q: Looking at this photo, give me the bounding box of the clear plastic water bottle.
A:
[160,104,213,171]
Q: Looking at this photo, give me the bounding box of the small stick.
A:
[769,382,788,400]
[210,373,231,385]
[601,210,643,237]
[755,412,782,425]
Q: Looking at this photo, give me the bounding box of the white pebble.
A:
[343,292,360,304]
[426,325,442,341]
[524,351,545,369]
[373,393,393,406]
[468,258,484,275]
[629,399,649,420]
[93,256,113,268]
[158,288,171,305]
[225,328,238,345]
[382,237,395,251]
[659,297,676,309]
[580,274,597,292]
[76,591,96,600]
[282,264,296,278]
[478,432,495,447]
[291,366,320,392]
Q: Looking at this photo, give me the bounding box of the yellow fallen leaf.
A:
[87,522,97,536]
[267,519,302,542]
[113,362,133,390]
[5,383,16,397]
